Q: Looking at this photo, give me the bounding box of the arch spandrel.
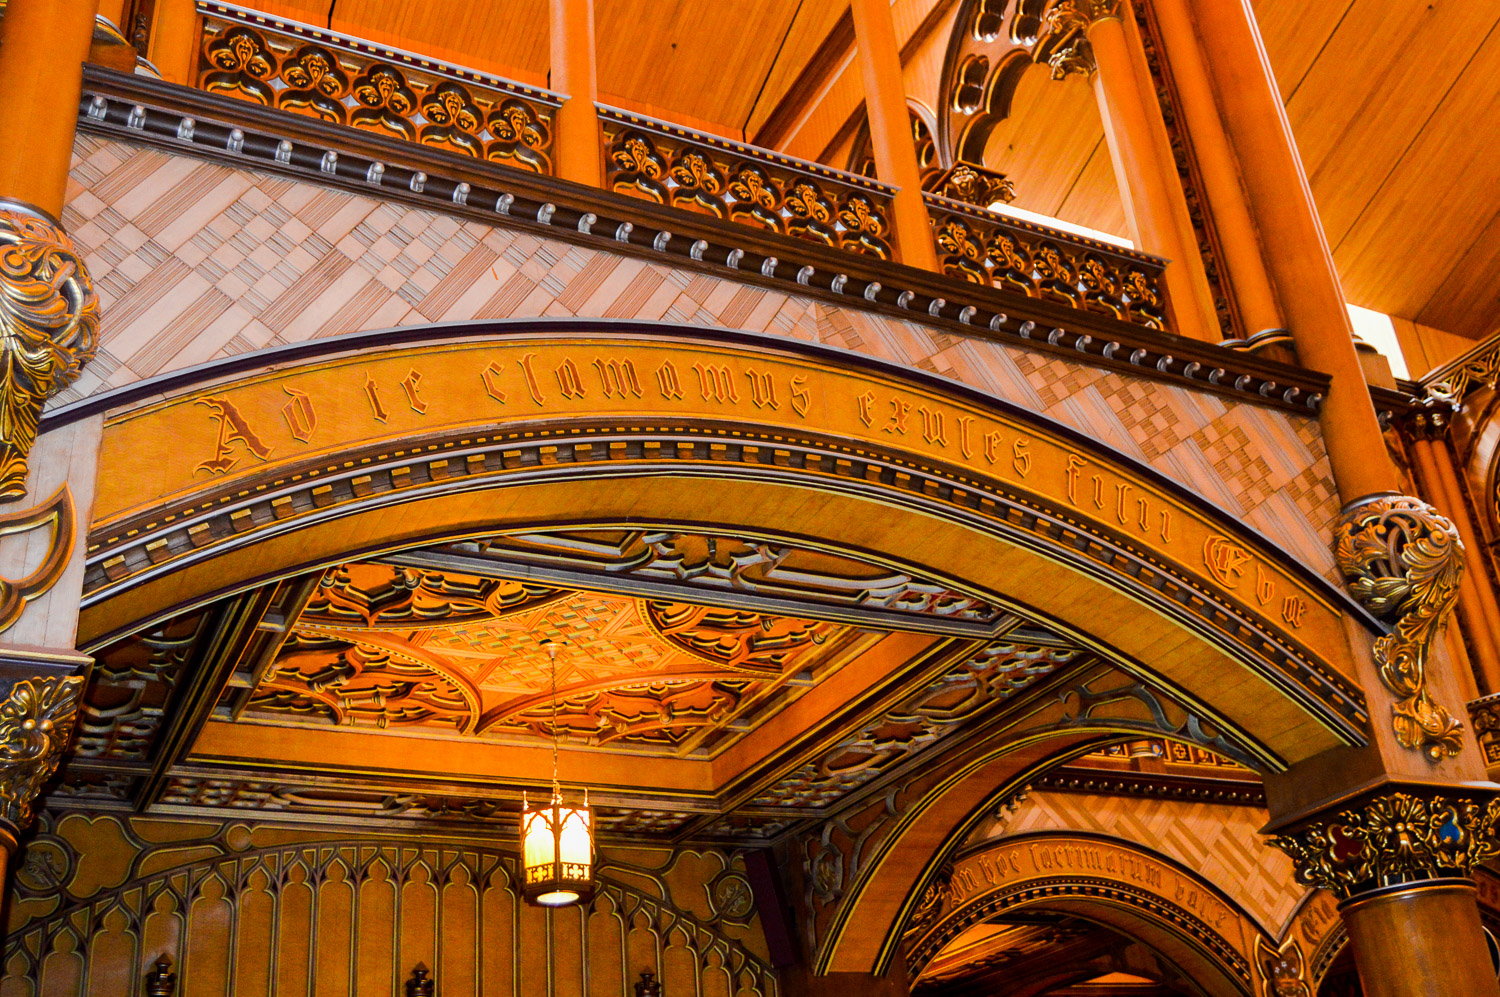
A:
[68,322,1369,772]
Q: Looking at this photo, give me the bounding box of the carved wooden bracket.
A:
[0,201,99,502]
[1333,494,1466,760]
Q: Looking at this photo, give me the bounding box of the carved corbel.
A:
[0,200,100,502]
[1269,789,1500,901]
[1333,494,1466,760]
[1035,0,1122,80]
[0,675,83,844]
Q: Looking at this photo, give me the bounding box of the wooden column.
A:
[1406,435,1500,694]
[1429,436,1500,693]
[0,0,97,219]
[1190,0,1396,501]
[1148,0,1284,338]
[1046,1,1219,342]
[147,0,198,86]
[1342,882,1500,997]
[849,0,939,272]
[550,0,603,187]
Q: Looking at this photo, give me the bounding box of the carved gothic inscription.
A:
[94,337,1343,666]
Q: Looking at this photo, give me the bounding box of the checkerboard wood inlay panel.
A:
[62,135,1341,575]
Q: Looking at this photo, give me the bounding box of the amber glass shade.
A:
[521,792,594,907]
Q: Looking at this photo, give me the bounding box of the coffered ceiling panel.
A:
[248,563,846,754]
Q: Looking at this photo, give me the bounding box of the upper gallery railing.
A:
[193,2,560,174]
[598,105,898,260]
[180,3,1172,335]
[925,192,1171,332]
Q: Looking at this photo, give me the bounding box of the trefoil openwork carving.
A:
[926,194,1167,330]
[0,676,84,835]
[1269,791,1500,900]
[1333,494,1466,760]
[602,112,895,259]
[198,11,557,173]
[0,205,100,501]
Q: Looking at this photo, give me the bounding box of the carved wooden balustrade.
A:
[600,105,898,260]
[925,192,1171,332]
[192,2,559,173]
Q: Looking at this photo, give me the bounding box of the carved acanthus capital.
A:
[1333,494,1466,761]
[0,201,100,502]
[0,675,83,837]
[1269,790,1500,901]
[1037,0,1122,80]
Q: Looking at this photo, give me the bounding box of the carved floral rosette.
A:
[1269,790,1500,900]
[0,676,84,835]
[1332,494,1466,760]
[0,206,99,501]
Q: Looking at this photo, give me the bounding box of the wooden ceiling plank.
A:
[595,0,806,136]
[753,8,857,150]
[1411,201,1500,339]
[1287,0,1499,249]
[1053,137,1129,240]
[1330,17,1500,327]
[330,0,550,84]
[981,68,1107,220]
[1250,0,1357,101]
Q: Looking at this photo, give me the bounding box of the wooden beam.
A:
[753,8,856,151]
[816,0,959,167]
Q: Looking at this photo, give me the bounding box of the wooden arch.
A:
[898,830,1271,997]
[49,317,1379,977]
[56,318,1369,765]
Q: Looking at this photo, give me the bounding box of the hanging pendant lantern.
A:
[521,640,595,907]
[521,786,595,906]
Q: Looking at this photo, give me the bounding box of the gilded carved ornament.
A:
[0,676,84,835]
[1332,495,1466,760]
[0,485,75,633]
[1254,936,1311,997]
[0,203,100,502]
[1037,0,1122,80]
[1269,791,1500,900]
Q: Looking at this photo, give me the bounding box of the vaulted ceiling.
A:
[236,0,1500,340]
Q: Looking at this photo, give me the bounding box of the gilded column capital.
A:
[1037,0,1123,80]
[0,199,100,502]
[0,675,83,841]
[1269,789,1500,902]
[1333,493,1466,761]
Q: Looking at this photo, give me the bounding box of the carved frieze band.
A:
[1269,790,1500,901]
[0,203,99,502]
[1333,494,1466,760]
[0,676,84,836]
